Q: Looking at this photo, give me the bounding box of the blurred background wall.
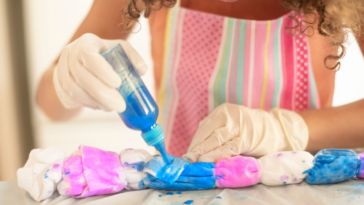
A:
[0,0,364,181]
[0,0,34,181]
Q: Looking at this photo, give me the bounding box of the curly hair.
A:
[124,0,364,70]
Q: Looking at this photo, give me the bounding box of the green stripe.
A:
[271,18,282,108]
[214,19,234,107]
[235,20,247,105]
[309,65,318,109]
[230,20,239,103]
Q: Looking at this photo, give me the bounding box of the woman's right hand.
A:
[53,33,148,112]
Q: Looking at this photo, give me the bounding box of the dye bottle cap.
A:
[141,124,165,147]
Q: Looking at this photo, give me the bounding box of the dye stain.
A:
[216,196,222,199]
[166,192,174,195]
[159,195,162,197]
[65,172,71,175]
[184,200,194,204]
[280,175,289,181]
[177,191,182,195]
[302,169,310,174]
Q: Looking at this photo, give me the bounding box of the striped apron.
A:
[158,6,320,157]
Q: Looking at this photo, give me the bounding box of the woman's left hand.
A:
[182,103,309,163]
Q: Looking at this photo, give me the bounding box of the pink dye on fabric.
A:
[215,156,260,188]
[358,153,364,179]
[60,146,126,198]
[280,175,289,182]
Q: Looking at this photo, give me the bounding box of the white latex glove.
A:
[182,103,309,163]
[53,33,148,112]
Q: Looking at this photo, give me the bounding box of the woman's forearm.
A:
[36,0,134,121]
[298,99,364,151]
[36,64,82,121]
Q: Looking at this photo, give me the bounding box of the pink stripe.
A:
[279,16,295,110]
[264,21,278,110]
[168,9,224,157]
[233,21,241,104]
[251,22,267,109]
[242,21,251,106]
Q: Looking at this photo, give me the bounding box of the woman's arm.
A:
[303,24,364,151]
[299,99,364,151]
[36,0,131,121]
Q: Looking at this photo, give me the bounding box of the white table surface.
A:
[1,179,364,205]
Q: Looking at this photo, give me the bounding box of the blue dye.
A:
[283,182,286,184]
[138,180,145,189]
[305,149,359,184]
[166,192,174,195]
[159,195,162,197]
[44,169,50,178]
[144,155,188,184]
[184,200,194,204]
[144,171,216,191]
[215,175,225,180]
[216,196,222,199]
[102,45,170,165]
[144,159,217,191]
[111,187,113,189]
[119,86,158,131]
[181,163,215,177]
[64,172,71,175]
[302,169,310,174]
[177,191,182,194]
[124,162,145,172]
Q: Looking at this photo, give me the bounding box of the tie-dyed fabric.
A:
[158,7,321,157]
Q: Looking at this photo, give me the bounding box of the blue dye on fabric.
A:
[305,149,359,184]
[159,195,162,197]
[181,163,215,177]
[216,196,222,199]
[184,200,194,204]
[177,191,182,194]
[144,173,216,191]
[143,160,217,190]
[144,155,189,184]
[102,45,170,165]
[166,192,174,195]
[138,180,145,189]
[44,169,50,178]
[124,162,145,172]
[302,169,310,174]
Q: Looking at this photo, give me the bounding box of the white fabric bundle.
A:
[258,151,314,186]
[17,147,66,202]
[119,149,151,190]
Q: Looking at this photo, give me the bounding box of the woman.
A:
[37,0,364,162]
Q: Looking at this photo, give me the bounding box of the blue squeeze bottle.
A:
[102,44,170,165]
